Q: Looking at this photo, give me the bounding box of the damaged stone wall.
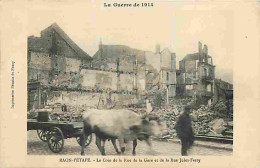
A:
[136,63,146,96]
[177,57,215,105]
[80,69,135,92]
[28,51,52,83]
[145,51,160,72]
[160,71,176,97]
[51,55,66,73]
[184,60,196,74]
[119,55,135,72]
[160,48,173,70]
[65,57,81,72]
[28,69,50,85]
[28,24,93,88]
[45,90,137,111]
[51,71,80,88]
[160,49,176,97]
[80,69,118,90]
[29,51,51,71]
[119,73,135,91]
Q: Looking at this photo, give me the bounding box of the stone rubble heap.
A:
[28,103,87,122]
[151,99,230,139]
[27,97,232,138]
[190,105,217,135]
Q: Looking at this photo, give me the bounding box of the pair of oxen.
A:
[80,109,167,155]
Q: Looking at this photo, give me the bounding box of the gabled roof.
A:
[92,45,145,62]
[160,48,171,54]
[28,23,92,60]
[48,23,92,60]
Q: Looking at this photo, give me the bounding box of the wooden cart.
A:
[27,119,92,153]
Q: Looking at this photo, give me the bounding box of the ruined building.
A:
[28,23,230,110]
[28,23,93,110]
[92,42,176,99]
[28,23,93,86]
[92,43,144,96]
[157,47,176,99]
[176,41,215,105]
[27,23,136,110]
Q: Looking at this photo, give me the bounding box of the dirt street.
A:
[27,130,232,156]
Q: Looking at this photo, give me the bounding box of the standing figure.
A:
[175,105,195,156]
[146,97,153,114]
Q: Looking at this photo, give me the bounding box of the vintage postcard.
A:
[0,0,259,167]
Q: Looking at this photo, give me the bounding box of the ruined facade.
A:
[27,23,136,110]
[92,43,177,98]
[28,23,93,110]
[176,41,215,105]
[28,23,230,110]
[92,44,143,94]
[158,48,176,98]
[213,79,233,103]
[28,23,92,87]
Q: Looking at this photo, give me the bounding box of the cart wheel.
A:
[37,130,49,142]
[47,127,64,153]
[76,134,92,147]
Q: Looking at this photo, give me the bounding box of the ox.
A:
[80,109,166,155]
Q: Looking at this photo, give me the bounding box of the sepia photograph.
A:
[26,5,233,157]
[1,0,259,168]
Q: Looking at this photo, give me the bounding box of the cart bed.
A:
[27,119,83,131]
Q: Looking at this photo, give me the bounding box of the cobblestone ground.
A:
[27,130,232,156]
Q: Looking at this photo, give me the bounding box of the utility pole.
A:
[134,55,138,98]
[144,51,147,93]
[166,84,169,105]
[116,57,120,91]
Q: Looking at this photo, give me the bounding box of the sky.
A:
[28,1,233,83]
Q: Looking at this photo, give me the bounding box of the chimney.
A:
[171,53,176,70]
[203,44,208,63]
[155,43,160,54]
[198,41,202,62]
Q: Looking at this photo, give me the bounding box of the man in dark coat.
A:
[175,105,195,156]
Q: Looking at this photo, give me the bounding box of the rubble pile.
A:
[27,103,87,122]
[27,96,232,138]
[156,106,180,137]
[151,101,229,139]
[190,105,217,135]
[169,97,195,107]
[146,86,167,108]
[127,107,146,115]
[49,111,83,122]
[213,99,233,118]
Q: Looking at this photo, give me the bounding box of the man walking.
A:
[175,105,195,156]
